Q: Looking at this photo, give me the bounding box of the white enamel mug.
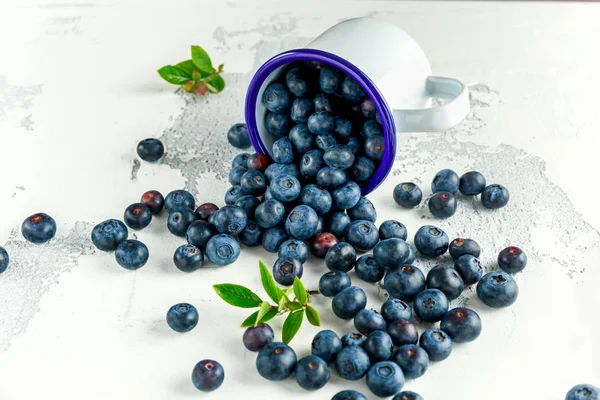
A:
[245,17,470,194]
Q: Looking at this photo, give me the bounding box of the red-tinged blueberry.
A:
[366,361,405,397]
[311,329,342,363]
[192,359,224,392]
[426,264,465,301]
[124,203,152,230]
[498,246,527,274]
[164,190,195,214]
[449,237,481,260]
[91,219,128,251]
[136,138,164,162]
[272,256,303,286]
[167,207,197,237]
[21,213,57,244]
[243,323,274,352]
[566,384,600,400]
[227,123,251,149]
[115,239,149,270]
[166,303,198,332]
[393,391,424,400]
[386,319,418,347]
[311,232,339,258]
[256,342,297,381]
[459,171,486,195]
[440,307,482,343]
[247,152,269,172]
[393,182,422,208]
[332,390,368,400]
[140,190,164,214]
[354,309,387,336]
[319,271,351,297]
[332,286,367,320]
[428,191,457,218]
[383,265,426,302]
[481,184,510,209]
[335,345,371,380]
[391,344,429,379]
[431,169,459,194]
[454,254,484,285]
[195,203,219,221]
[295,355,330,391]
[419,329,453,362]
[380,298,412,324]
[413,289,449,323]
[0,246,9,273]
[477,271,519,308]
[173,244,204,272]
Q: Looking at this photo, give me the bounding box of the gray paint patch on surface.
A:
[0,76,42,120]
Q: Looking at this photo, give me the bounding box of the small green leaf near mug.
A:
[191,45,213,74]
[206,74,225,92]
[175,59,199,76]
[157,65,191,85]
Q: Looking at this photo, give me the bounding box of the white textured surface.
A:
[0,1,599,399]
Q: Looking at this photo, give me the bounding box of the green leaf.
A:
[191,45,213,74]
[206,73,225,92]
[255,301,271,327]
[175,60,199,76]
[282,310,304,344]
[293,277,308,305]
[277,294,288,312]
[213,284,262,308]
[286,301,302,311]
[259,260,284,304]
[240,307,278,327]
[157,65,191,85]
[305,305,321,326]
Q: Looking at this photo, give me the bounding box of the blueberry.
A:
[335,345,371,380]
[360,119,383,138]
[239,220,262,247]
[355,254,385,283]
[379,220,408,241]
[232,153,250,169]
[285,205,319,240]
[393,392,424,400]
[386,319,419,346]
[240,170,267,197]
[324,145,355,170]
[383,265,426,302]
[91,219,128,251]
[265,162,300,182]
[224,185,245,205]
[347,196,377,222]
[431,169,460,194]
[440,307,482,343]
[345,136,362,154]
[426,264,464,301]
[317,167,347,189]
[319,271,351,297]
[243,323,274,352]
[166,303,198,332]
[289,124,314,153]
[380,298,412,324]
[247,152,269,172]
[354,309,387,336]
[498,246,527,274]
[115,239,148,270]
[192,359,224,392]
[272,137,294,164]
[278,239,308,263]
[315,133,337,151]
[173,244,204,272]
[272,256,303,286]
[477,271,519,308]
[300,184,332,215]
[313,93,332,113]
[414,289,449,323]
[419,329,452,362]
[229,167,247,186]
[211,205,247,235]
[454,254,484,285]
[332,181,361,209]
[205,234,240,265]
[141,190,164,214]
[270,174,301,202]
[234,195,261,218]
[325,212,351,238]
[262,83,290,112]
[374,238,413,269]
[360,98,377,119]
[164,190,195,214]
[255,199,285,229]
[290,98,313,124]
[325,242,357,272]
[308,112,334,135]
[393,182,422,208]
[295,355,330,391]
[414,225,449,257]
[21,213,56,244]
[262,227,288,253]
[449,237,481,260]
[345,220,379,252]
[459,171,486,195]
[341,76,366,104]
[286,67,309,97]
[0,247,9,273]
[364,134,385,161]
[364,330,393,362]
[332,286,367,319]
[256,342,297,381]
[333,117,352,139]
[124,203,152,230]
[566,384,600,400]
[428,191,457,218]
[481,184,510,209]
[265,111,290,138]
[349,156,375,182]
[311,232,339,258]
[320,65,342,93]
[311,329,342,363]
[136,138,164,162]
[366,361,405,397]
[227,123,251,149]
[391,344,429,379]
[332,390,368,400]
[300,149,324,180]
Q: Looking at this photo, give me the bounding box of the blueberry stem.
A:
[307,289,320,295]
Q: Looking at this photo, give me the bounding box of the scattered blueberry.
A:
[498,246,527,274]
[232,153,250,169]
[256,342,297,381]
[325,212,351,238]
[386,319,419,347]
[380,298,412,323]
[426,264,465,301]
[393,391,424,400]
[324,145,355,170]
[332,390,368,400]
[289,123,314,152]
[316,167,348,189]
[366,361,405,397]
[141,190,164,214]
[239,220,262,247]
[224,185,245,205]
[227,123,251,149]
[270,174,301,202]
[391,344,429,379]
[341,76,366,103]
[272,256,303,286]
[265,162,300,181]
[315,133,337,151]
[173,244,204,272]
[21,213,57,244]
[345,220,379,252]
[565,384,600,400]
[349,156,375,182]
[325,242,357,272]
[286,205,319,240]
[383,265,426,302]
[164,190,195,214]
[364,330,393,362]
[300,149,325,180]
[311,330,342,363]
[136,138,164,162]
[341,332,367,347]
[431,169,460,194]
[393,182,422,208]
[459,171,486,195]
[355,254,385,283]
[311,232,339,258]
[254,199,285,229]
[167,207,198,237]
[379,220,408,241]
[192,359,224,392]
[261,227,288,253]
[364,134,385,161]
[332,286,367,319]
[243,323,274,352]
[308,112,335,135]
[265,111,290,137]
[354,309,387,336]
[124,203,152,230]
[299,184,332,215]
[0,246,9,273]
[419,329,453,362]
[240,170,267,197]
[263,83,290,112]
[195,203,219,221]
[278,239,308,263]
[332,181,361,209]
[166,303,199,332]
[374,238,413,269]
[414,225,449,257]
[319,271,351,297]
[234,195,261,218]
[360,119,383,138]
[440,307,482,343]
[481,184,510,209]
[347,196,377,222]
[414,289,449,323]
[272,137,295,164]
[449,237,481,260]
[91,219,128,251]
[286,68,309,97]
[295,355,330,391]
[320,65,342,93]
[115,239,148,270]
[335,345,371,380]
[428,191,457,218]
[477,271,519,308]
[205,234,240,265]
[454,254,484,285]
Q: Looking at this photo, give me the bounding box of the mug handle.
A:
[392,76,470,133]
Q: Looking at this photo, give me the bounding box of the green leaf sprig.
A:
[157,45,225,95]
[213,261,320,344]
